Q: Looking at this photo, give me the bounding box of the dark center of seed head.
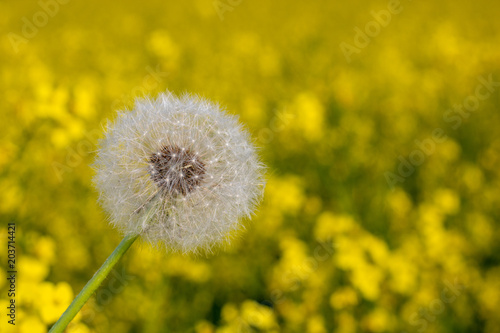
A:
[149,145,205,196]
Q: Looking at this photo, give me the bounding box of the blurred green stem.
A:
[49,233,139,333]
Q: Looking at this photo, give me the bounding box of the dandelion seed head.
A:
[93,91,265,254]
[149,145,205,196]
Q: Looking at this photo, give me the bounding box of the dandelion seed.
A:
[93,91,266,253]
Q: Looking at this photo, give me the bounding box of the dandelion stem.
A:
[49,233,139,333]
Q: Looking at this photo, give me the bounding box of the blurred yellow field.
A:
[1,0,500,332]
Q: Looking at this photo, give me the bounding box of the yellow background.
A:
[1,0,500,332]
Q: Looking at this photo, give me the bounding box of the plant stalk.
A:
[49,233,139,333]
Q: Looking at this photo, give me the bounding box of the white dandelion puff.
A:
[93,91,266,253]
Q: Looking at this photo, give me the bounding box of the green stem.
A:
[49,233,139,333]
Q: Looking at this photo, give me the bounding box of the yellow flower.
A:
[362,308,394,333]
[195,320,215,333]
[314,212,357,240]
[351,264,385,301]
[19,316,46,333]
[290,92,325,142]
[19,257,49,282]
[240,300,277,330]
[34,236,56,264]
[336,312,357,333]
[433,188,460,215]
[38,282,74,324]
[66,322,91,333]
[266,176,305,214]
[330,287,359,309]
[306,315,327,333]
[147,30,180,65]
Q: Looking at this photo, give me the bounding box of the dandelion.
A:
[49,91,265,332]
[94,91,265,253]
